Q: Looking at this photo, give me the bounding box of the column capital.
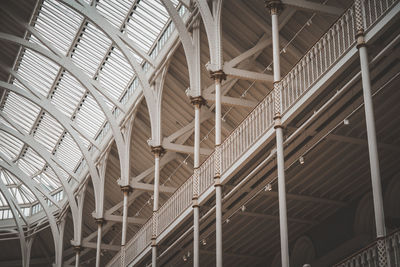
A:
[94,217,105,226]
[265,0,283,15]
[73,245,83,253]
[210,70,227,82]
[150,145,165,157]
[120,185,133,193]
[192,197,200,208]
[190,96,206,107]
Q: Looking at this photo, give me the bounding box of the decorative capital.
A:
[210,70,227,82]
[150,145,165,157]
[73,245,83,253]
[265,0,283,15]
[192,197,199,207]
[273,116,283,129]
[94,217,105,226]
[190,96,206,107]
[120,185,133,193]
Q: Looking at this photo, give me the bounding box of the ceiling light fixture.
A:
[265,183,272,191]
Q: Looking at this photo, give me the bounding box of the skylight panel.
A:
[22,148,46,172]
[43,168,62,188]
[51,72,86,118]
[36,172,59,192]
[2,92,41,134]
[14,189,24,204]
[1,171,15,186]
[72,23,112,77]
[74,94,106,138]
[124,0,170,53]
[34,0,83,55]
[0,192,6,206]
[17,49,60,98]
[55,133,82,173]
[19,184,35,203]
[0,117,14,131]
[96,0,133,29]
[98,48,133,101]
[17,156,41,178]
[0,132,24,160]
[34,113,64,152]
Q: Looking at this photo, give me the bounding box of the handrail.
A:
[333,229,400,267]
[109,0,399,265]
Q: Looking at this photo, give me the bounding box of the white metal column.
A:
[191,97,204,267]
[211,70,225,267]
[151,146,163,267]
[121,186,131,266]
[74,246,82,267]
[95,218,104,267]
[354,0,386,265]
[267,1,290,266]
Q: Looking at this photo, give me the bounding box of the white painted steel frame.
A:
[121,2,400,266]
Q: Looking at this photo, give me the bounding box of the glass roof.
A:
[0,0,182,221]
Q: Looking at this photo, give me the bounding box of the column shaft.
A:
[95,221,103,267]
[193,101,202,267]
[121,190,129,246]
[214,77,223,267]
[151,148,162,267]
[270,3,290,266]
[358,45,386,238]
[75,251,80,267]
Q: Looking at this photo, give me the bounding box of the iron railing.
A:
[334,230,400,267]
[107,0,399,265]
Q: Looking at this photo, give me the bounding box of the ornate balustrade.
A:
[107,0,399,265]
[334,230,400,267]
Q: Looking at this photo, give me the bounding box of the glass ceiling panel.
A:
[34,0,83,55]
[98,47,133,101]
[96,0,133,29]
[0,131,24,160]
[72,22,112,77]
[74,94,107,139]
[2,92,41,135]
[50,71,87,119]
[0,0,185,218]
[17,49,60,98]
[0,192,6,206]
[125,0,171,53]
[18,148,46,175]
[33,113,64,153]
[55,133,82,173]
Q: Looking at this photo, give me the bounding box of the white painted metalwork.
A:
[334,230,400,267]
[115,1,399,265]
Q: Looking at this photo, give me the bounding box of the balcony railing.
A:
[334,230,400,267]
[107,0,399,266]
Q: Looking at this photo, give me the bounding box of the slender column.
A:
[73,246,83,267]
[266,1,289,266]
[95,218,104,267]
[354,0,386,265]
[120,185,132,266]
[151,146,164,267]
[25,237,35,267]
[210,70,226,267]
[191,96,205,267]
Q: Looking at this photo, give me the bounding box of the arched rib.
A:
[0,156,61,265]
[0,180,27,266]
[0,78,104,214]
[0,123,81,242]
